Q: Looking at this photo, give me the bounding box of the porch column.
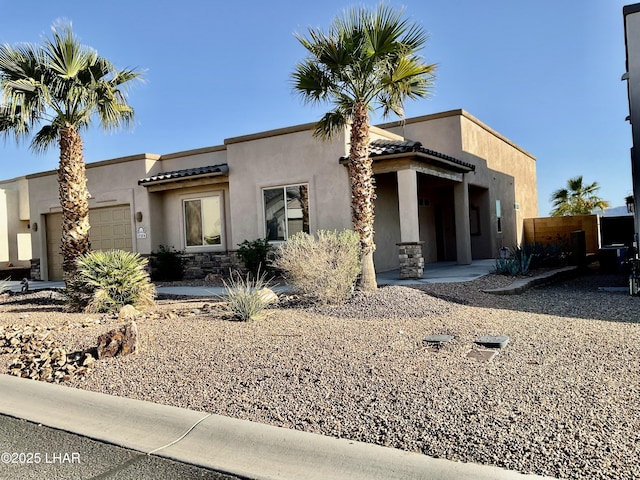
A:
[397,169,419,242]
[454,173,472,265]
[396,169,424,278]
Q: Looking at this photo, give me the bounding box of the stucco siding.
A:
[159,183,230,253]
[27,156,155,279]
[226,126,352,248]
[380,112,465,159]
[373,172,401,272]
[0,178,31,268]
[459,114,537,246]
[160,147,227,174]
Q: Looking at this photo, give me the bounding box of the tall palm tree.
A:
[0,23,142,288]
[550,176,610,216]
[292,4,436,290]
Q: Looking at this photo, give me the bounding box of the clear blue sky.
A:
[0,0,633,215]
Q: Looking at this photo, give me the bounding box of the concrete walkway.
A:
[2,259,498,297]
[377,259,496,285]
[0,375,554,480]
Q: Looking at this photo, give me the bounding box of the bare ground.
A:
[1,269,639,480]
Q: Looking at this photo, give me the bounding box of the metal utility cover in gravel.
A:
[475,335,510,348]
[423,334,454,343]
[466,349,497,362]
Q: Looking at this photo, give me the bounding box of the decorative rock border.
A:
[482,266,578,295]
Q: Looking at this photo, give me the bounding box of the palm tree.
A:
[292,4,436,290]
[0,23,142,288]
[550,176,610,216]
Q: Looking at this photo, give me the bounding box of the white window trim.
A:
[180,192,225,251]
[262,183,310,243]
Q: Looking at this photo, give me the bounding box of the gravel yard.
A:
[1,269,639,480]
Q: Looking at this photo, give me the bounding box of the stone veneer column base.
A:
[397,242,424,279]
[30,259,41,281]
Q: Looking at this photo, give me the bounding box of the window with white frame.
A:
[496,199,502,233]
[263,184,309,241]
[183,195,222,247]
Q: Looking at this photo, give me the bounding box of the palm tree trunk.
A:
[58,126,91,287]
[349,102,377,290]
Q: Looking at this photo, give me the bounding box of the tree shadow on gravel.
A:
[410,267,639,325]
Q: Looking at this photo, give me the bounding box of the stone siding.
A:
[397,242,424,279]
[181,251,243,279]
[30,258,41,281]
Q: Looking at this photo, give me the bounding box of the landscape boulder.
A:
[257,287,278,305]
[97,321,138,359]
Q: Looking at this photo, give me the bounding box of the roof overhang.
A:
[138,164,229,192]
[339,140,475,178]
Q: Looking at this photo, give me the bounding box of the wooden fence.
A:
[523,215,601,254]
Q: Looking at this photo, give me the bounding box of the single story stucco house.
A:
[0,109,537,281]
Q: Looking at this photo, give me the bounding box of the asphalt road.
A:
[0,414,239,480]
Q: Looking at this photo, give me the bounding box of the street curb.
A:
[0,375,554,480]
[482,266,578,295]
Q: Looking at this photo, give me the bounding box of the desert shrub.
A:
[150,245,184,281]
[494,245,534,276]
[69,250,156,313]
[236,238,273,277]
[273,229,361,305]
[521,241,568,269]
[222,270,274,321]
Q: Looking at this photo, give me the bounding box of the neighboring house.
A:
[0,177,31,273]
[15,108,536,281]
[623,3,640,247]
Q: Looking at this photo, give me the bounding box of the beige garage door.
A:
[46,205,132,281]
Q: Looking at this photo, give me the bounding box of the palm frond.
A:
[292,4,435,138]
[0,21,144,155]
[43,23,97,80]
[314,109,348,140]
[550,177,609,216]
[31,124,60,153]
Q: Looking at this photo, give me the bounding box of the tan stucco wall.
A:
[380,110,536,255]
[459,113,537,247]
[15,110,537,277]
[380,111,465,158]
[373,172,401,272]
[160,146,227,173]
[27,155,161,279]
[25,146,235,278]
[226,124,352,248]
[159,183,231,252]
[0,177,31,268]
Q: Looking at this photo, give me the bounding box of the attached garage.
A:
[45,205,133,280]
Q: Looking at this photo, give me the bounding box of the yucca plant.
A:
[0,277,10,294]
[222,270,274,321]
[70,249,155,313]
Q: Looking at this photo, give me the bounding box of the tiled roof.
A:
[138,164,229,186]
[368,139,475,171]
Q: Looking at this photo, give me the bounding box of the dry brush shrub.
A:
[273,229,361,304]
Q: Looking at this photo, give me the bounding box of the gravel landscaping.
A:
[1,269,639,480]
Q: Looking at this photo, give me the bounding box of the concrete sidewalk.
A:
[3,259,497,297]
[0,375,554,480]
